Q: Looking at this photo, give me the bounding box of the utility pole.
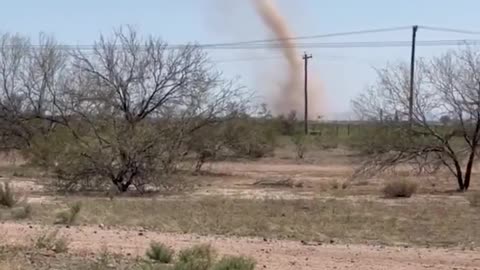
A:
[303,52,313,135]
[409,25,418,127]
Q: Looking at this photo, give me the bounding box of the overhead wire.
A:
[199,25,412,46]
[7,26,480,53]
[419,25,480,35]
[11,26,413,51]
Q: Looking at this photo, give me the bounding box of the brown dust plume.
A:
[252,0,324,118]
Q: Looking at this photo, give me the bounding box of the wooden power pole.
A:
[303,52,313,135]
[409,25,418,126]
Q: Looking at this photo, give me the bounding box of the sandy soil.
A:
[2,223,479,270]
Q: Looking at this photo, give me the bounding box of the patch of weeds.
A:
[55,202,82,225]
[212,256,256,270]
[35,230,69,253]
[0,182,18,208]
[146,242,174,264]
[382,179,417,198]
[174,244,216,270]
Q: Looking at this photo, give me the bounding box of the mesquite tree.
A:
[352,47,480,191]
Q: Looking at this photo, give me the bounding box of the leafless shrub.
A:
[352,47,480,191]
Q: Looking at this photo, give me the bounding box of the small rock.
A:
[29,225,33,229]
[138,232,144,236]
[66,225,70,229]
[99,224,105,229]
[330,239,335,244]
[93,231,97,234]
[263,237,268,242]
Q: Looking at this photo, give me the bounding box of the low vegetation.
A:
[12,197,479,248]
[212,256,256,270]
[55,202,82,225]
[382,179,418,198]
[0,243,255,270]
[146,242,174,264]
[174,244,216,270]
[0,182,18,208]
[35,230,69,253]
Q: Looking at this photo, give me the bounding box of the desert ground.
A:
[1,147,480,269]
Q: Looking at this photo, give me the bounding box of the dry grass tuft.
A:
[35,230,69,253]
[382,179,417,198]
[174,244,216,270]
[212,256,256,270]
[0,182,19,208]
[146,242,174,264]
[55,202,81,225]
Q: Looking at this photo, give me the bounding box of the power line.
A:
[18,39,480,51]
[200,39,480,50]
[201,26,412,46]
[7,26,413,50]
[420,25,480,35]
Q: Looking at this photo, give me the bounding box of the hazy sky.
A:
[1,0,480,118]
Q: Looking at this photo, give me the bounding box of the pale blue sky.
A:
[1,0,480,118]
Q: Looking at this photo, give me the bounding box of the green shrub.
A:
[146,242,174,264]
[0,182,18,208]
[174,244,216,270]
[212,256,256,270]
[382,179,417,198]
[55,202,82,225]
